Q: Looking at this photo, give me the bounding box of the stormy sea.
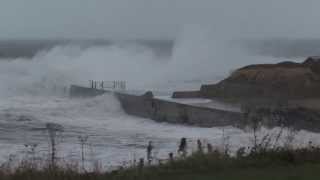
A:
[1,39,320,169]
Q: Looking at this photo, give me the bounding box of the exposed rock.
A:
[303,56,320,74]
[142,91,154,99]
[174,57,320,100]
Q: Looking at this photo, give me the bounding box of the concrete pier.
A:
[69,85,320,132]
[69,85,243,127]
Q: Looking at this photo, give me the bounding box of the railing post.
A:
[100,81,104,89]
[88,80,127,90]
[90,80,94,89]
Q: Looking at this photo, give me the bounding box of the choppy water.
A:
[0,39,318,170]
[2,94,320,169]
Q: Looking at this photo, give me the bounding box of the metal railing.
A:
[89,80,126,91]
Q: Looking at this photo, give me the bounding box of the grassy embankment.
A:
[1,140,320,180]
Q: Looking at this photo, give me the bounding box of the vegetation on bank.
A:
[1,121,320,180]
[1,142,320,180]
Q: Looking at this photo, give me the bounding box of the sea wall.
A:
[171,91,201,98]
[69,85,243,127]
[69,85,320,132]
[69,85,108,97]
[117,92,242,127]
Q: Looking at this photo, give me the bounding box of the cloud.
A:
[0,0,319,39]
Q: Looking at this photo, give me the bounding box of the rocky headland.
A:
[173,56,320,100]
[172,57,320,130]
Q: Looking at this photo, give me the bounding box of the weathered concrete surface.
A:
[69,85,320,132]
[69,85,243,128]
[172,91,201,98]
[117,92,242,127]
[70,85,108,97]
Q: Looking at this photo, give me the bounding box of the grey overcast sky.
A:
[1,0,320,39]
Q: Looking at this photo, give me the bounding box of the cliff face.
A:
[173,57,320,99]
[200,57,320,99]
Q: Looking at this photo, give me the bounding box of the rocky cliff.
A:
[174,57,320,99]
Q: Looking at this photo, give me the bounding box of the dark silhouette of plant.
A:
[146,141,153,165]
[221,128,230,155]
[138,158,144,170]
[197,139,203,153]
[207,143,213,153]
[168,153,174,163]
[78,135,89,172]
[178,138,187,157]
[45,123,64,169]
